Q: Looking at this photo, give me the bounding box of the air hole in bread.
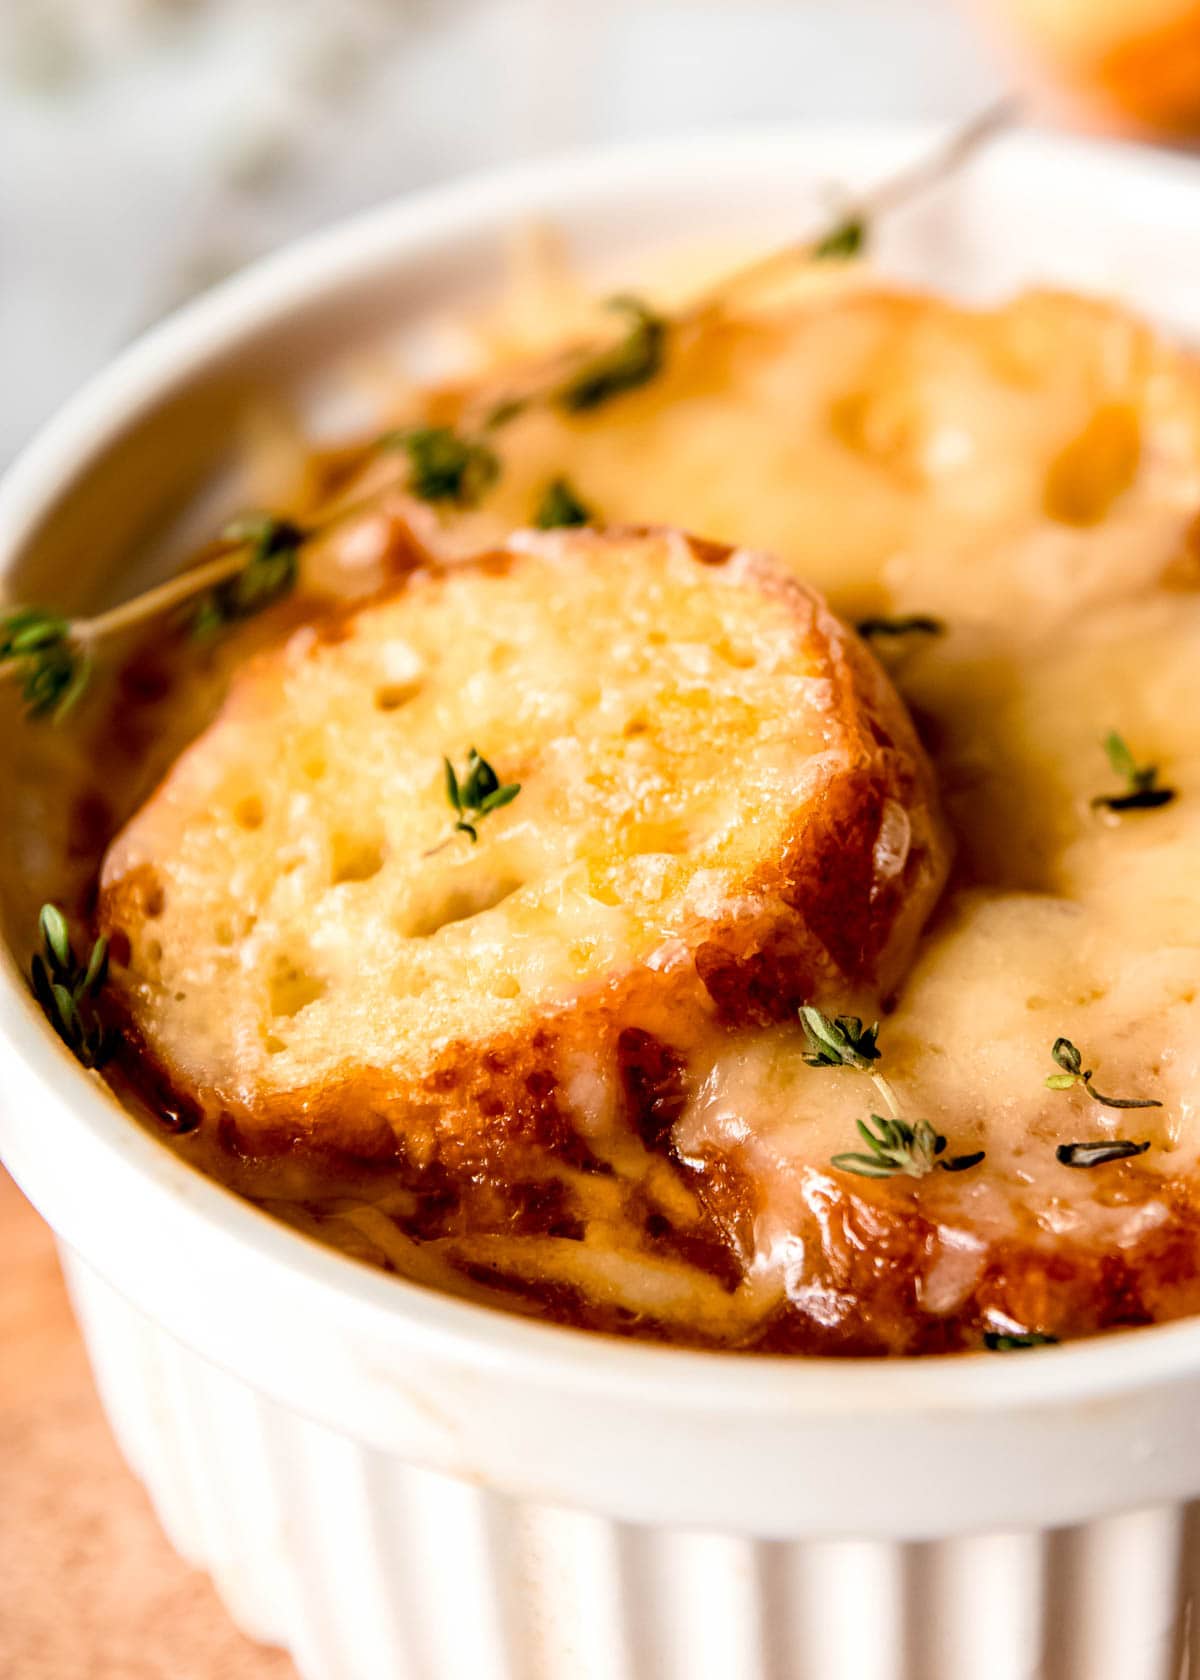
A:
[216,913,257,947]
[403,873,523,940]
[302,755,327,781]
[330,833,386,886]
[267,954,326,1018]
[375,682,420,713]
[234,794,265,831]
[144,880,165,918]
[620,819,691,855]
[713,638,757,671]
[490,973,521,999]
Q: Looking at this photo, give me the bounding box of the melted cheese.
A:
[16,278,1200,1352]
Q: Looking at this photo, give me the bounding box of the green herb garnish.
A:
[1091,730,1176,813]
[831,1114,984,1180]
[855,615,945,641]
[483,395,528,431]
[3,511,308,721]
[1045,1038,1162,1111]
[557,296,666,413]
[191,515,304,637]
[984,1330,1058,1351]
[443,748,521,843]
[1056,1139,1151,1168]
[801,1006,984,1181]
[800,1007,882,1071]
[31,903,113,1069]
[813,216,867,261]
[381,425,500,506]
[0,609,91,721]
[534,477,593,529]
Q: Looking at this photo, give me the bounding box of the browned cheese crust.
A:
[57,279,1200,1353]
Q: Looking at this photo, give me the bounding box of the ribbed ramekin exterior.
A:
[63,1251,1199,1680]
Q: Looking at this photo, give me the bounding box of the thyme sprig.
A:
[1045,1037,1162,1111]
[379,424,500,506]
[443,748,521,844]
[535,476,593,529]
[813,217,867,261]
[0,609,92,720]
[467,103,1017,435]
[800,1006,984,1180]
[31,903,113,1068]
[1091,730,1176,813]
[831,1114,983,1180]
[800,1007,882,1071]
[687,98,1018,315]
[0,515,311,722]
[190,515,304,637]
[556,296,666,413]
[800,1006,900,1118]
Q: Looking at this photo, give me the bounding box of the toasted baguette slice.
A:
[99,527,948,1166]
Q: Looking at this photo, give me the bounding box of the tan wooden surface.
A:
[0,1166,298,1680]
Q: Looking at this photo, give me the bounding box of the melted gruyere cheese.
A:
[408,287,1200,633]
[368,285,1200,1348]
[19,278,1200,1354]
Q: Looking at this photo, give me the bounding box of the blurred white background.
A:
[0,0,1002,464]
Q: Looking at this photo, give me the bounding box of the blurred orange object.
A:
[981,0,1200,138]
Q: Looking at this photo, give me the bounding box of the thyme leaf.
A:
[191,514,304,637]
[31,903,113,1069]
[799,1006,881,1071]
[534,476,593,529]
[483,395,528,431]
[1056,1139,1151,1168]
[855,614,945,641]
[443,748,521,844]
[557,296,666,413]
[813,216,867,261]
[381,425,500,506]
[1092,730,1176,813]
[0,609,92,721]
[802,1005,984,1180]
[831,1114,982,1180]
[983,1330,1058,1351]
[1046,1037,1162,1111]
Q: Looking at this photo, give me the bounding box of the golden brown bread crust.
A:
[98,526,949,1173]
[695,1160,1200,1356]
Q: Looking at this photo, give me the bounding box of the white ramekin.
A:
[5,127,1200,1680]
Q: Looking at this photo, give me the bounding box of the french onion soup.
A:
[10,271,1200,1354]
